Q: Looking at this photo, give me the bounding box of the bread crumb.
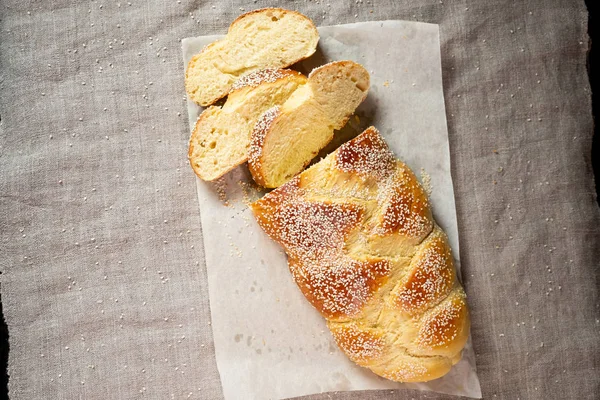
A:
[213,178,230,206]
[238,180,262,206]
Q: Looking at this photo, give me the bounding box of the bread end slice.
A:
[185,8,318,106]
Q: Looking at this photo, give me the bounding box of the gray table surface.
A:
[1,1,598,399]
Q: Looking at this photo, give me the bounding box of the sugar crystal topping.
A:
[333,325,385,362]
[417,292,465,349]
[292,256,390,318]
[278,201,360,259]
[377,169,433,238]
[231,68,287,91]
[256,189,391,318]
[248,106,280,167]
[335,127,395,179]
[381,359,430,382]
[395,234,454,314]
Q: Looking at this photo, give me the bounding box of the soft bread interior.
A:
[259,86,331,184]
[189,107,249,181]
[189,70,307,181]
[185,8,318,106]
[249,61,370,188]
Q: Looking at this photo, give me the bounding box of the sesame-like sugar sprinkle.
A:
[255,189,392,318]
[395,236,454,314]
[332,325,385,363]
[381,360,430,382]
[420,168,433,197]
[248,106,280,167]
[231,68,287,91]
[277,200,361,259]
[292,256,390,318]
[335,127,395,179]
[377,172,432,238]
[417,292,465,349]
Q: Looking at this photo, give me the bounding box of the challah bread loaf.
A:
[185,8,319,106]
[189,69,307,181]
[250,127,469,382]
[248,61,370,188]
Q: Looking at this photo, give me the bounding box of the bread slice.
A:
[185,8,319,106]
[188,69,307,181]
[248,61,370,188]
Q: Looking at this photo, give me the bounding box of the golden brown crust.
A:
[251,177,392,320]
[250,127,470,382]
[377,166,433,239]
[376,353,453,383]
[329,323,386,365]
[389,228,455,316]
[334,126,396,179]
[291,256,392,320]
[416,289,470,356]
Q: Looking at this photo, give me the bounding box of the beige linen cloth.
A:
[0,0,598,399]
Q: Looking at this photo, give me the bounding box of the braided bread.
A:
[250,127,470,382]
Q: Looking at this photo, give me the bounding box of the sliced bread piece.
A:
[248,61,370,188]
[188,69,307,181]
[185,8,319,106]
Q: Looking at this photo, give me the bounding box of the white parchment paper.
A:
[182,20,481,400]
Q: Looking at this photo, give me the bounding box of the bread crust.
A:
[250,127,470,382]
[229,8,319,38]
[247,105,281,187]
